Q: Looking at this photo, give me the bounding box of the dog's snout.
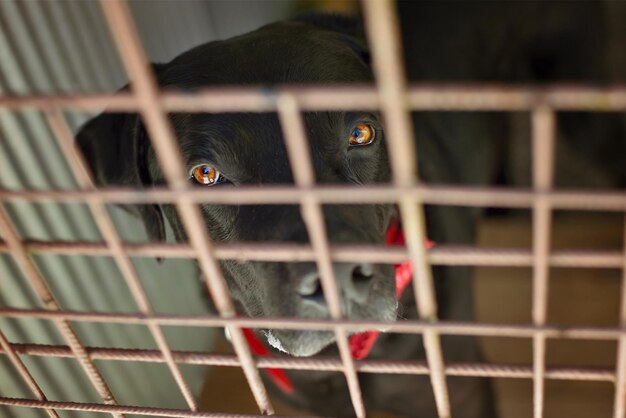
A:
[343,262,375,304]
[295,263,375,307]
[296,270,324,301]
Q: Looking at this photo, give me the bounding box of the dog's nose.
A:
[295,263,375,306]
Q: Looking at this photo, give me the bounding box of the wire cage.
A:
[0,1,625,418]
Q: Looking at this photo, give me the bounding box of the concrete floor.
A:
[200,213,624,417]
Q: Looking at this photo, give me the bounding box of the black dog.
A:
[77,3,624,417]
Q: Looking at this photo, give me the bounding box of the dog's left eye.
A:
[190,164,224,186]
[349,123,375,146]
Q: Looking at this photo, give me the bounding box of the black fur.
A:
[77,3,624,417]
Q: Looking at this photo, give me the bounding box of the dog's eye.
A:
[190,164,224,186]
[349,123,375,146]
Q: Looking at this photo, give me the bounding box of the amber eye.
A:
[190,164,223,185]
[349,123,375,146]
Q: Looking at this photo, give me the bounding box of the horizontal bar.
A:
[0,397,306,418]
[0,240,621,268]
[2,185,625,211]
[1,343,616,382]
[4,85,626,112]
[2,308,625,340]
[0,93,139,111]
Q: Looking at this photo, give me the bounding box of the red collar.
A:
[240,222,433,394]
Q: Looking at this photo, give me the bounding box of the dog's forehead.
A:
[174,112,281,155]
[164,112,297,181]
[164,110,347,186]
[173,111,342,161]
[151,20,369,183]
[159,21,371,85]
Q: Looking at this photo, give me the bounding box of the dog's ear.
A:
[294,13,370,66]
[77,64,169,243]
[76,111,166,243]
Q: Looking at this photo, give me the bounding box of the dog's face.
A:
[78,17,397,356]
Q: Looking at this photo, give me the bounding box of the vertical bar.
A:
[613,217,626,418]
[44,109,197,410]
[0,205,123,418]
[98,0,273,413]
[531,107,555,418]
[0,328,60,418]
[361,1,451,416]
[277,94,365,418]
[97,0,185,189]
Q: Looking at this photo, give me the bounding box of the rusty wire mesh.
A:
[0,1,625,418]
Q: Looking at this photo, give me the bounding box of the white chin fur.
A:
[265,330,288,353]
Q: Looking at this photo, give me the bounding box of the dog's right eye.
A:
[190,164,224,186]
[348,123,375,146]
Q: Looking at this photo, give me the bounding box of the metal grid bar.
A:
[0,76,620,418]
[361,1,450,416]
[531,107,556,418]
[0,205,124,418]
[277,93,365,417]
[7,307,626,340]
[0,342,619,382]
[98,0,272,414]
[0,329,60,418]
[7,307,626,345]
[613,217,626,418]
[2,183,626,210]
[1,240,623,268]
[0,397,307,418]
[0,1,623,417]
[6,85,626,112]
[43,108,198,410]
